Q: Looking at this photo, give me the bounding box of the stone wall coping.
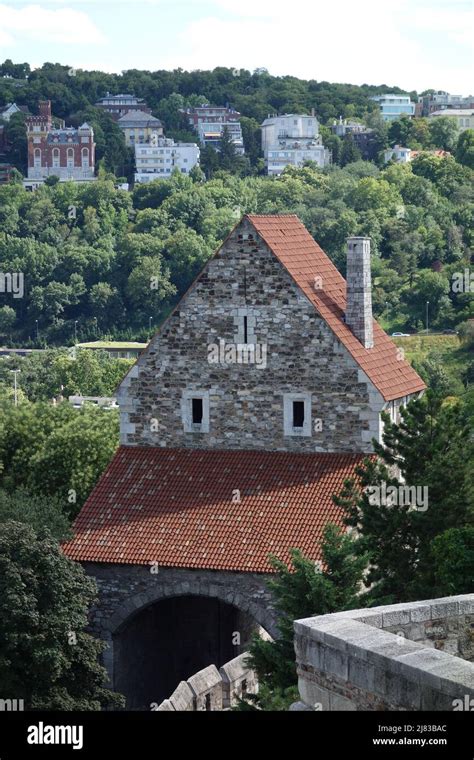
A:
[187,664,221,696]
[169,680,194,711]
[295,594,474,701]
[219,652,252,683]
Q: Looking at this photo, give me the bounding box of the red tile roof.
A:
[247,215,425,401]
[62,447,367,573]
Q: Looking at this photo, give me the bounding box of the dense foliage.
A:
[0,156,472,345]
[0,520,124,709]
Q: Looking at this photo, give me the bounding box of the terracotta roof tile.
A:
[62,447,367,573]
[247,214,425,401]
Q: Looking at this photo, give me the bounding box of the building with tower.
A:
[24,100,95,188]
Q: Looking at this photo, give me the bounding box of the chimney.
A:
[345,237,374,349]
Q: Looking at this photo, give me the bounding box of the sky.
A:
[0,0,472,93]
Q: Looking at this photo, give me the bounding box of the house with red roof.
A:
[62,214,425,708]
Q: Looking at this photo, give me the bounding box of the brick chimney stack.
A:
[345,236,374,349]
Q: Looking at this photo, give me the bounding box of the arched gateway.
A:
[63,215,425,709]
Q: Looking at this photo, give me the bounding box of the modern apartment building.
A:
[261,113,330,175]
[182,105,244,154]
[418,91,474,117]
[134,137,200,183]
[370,94,415,121]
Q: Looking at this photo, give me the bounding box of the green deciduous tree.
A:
[0,521,124,709]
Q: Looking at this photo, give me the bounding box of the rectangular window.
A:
[293,401,305,428]
[283,393,312,437]
[192,398,203,424]
[182,390,209,433]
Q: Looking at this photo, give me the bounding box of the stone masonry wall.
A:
[294,595,474,711]
[82,562,277,688]
[118,217,386,453]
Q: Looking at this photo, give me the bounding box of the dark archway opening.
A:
[113,595,258,709]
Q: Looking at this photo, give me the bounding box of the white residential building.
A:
[370,94,415,121]
[182,105,245,154]
[384,145,412,164]
[134,137,200,183]
[428,109,474,131]
[261,114,330,175]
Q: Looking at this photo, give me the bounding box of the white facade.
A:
[134,137,200,183]
[0,103,22,121]
[370,94,415,121]
[384,145,412,164]
[429,109,474,131]
[196,121,244,154]
[261,114,329,175]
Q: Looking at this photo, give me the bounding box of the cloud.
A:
[0,3,106,45]
[160,0,473,93]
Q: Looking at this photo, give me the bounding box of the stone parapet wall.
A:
[294,594,474,711]
[154,654,257,711]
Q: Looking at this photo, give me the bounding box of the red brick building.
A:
[25,100,96,188]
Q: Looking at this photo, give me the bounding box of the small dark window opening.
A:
[293,400,305,428]
[243,315,248,343]
[205,693,211,711]
[241,679,247,697]
[192,398,203,424]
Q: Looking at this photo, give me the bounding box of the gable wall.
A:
[119,218,384,453]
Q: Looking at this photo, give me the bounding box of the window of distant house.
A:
[52,148,60,168]
[67,148,74,168]
[34,148,41,167]
[182,391,209,433]
[81,147,89,168]
[283,393,312,437]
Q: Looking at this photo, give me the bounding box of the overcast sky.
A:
[0,0,472,93]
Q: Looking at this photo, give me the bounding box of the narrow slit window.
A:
[243,315,248,343]
[192,398,203,424]
[293,400,305,428]
[205,693,211,711]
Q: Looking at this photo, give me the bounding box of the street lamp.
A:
[35,319,39,342]
[149,316,153,334]
[425,301,429,335]
[74,320,78,344]
[10,369,21,407]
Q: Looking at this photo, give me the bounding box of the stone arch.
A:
[104,577,277,639]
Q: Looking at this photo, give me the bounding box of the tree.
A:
[0,521,124,709]
[242,524,366,709]
[0,488,70,541]
[431,527,474,596]
[0,305,16,337]
[428,116,459,151]
[339,134,362,166]
[455,129,474,169]
[218,125,240,173]
[335,392,473,604]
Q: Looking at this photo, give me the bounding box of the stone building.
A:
[24,100,95,188]
[63,215,425,709]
